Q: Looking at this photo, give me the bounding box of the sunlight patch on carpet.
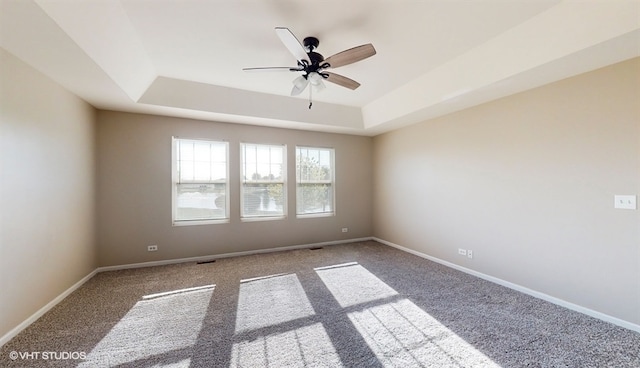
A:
[314,262,398,307]
[78,286,214,367]
[235,273,315,333]
[230,322,342,367]
[142,284,215,300]
[317,263,499,367]
[349,299,500,367]
[148,359,191,368]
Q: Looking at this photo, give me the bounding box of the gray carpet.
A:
[1,241,639,367]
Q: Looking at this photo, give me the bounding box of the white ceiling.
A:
[2,0,639,136]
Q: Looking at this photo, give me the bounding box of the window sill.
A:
[173,219,230,226]
[240,216,286,223]
[297,212,335,219]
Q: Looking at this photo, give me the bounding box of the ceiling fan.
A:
[243,27,376,108]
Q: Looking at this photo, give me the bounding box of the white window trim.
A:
[172,137,230,226]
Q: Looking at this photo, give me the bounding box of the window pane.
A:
[176,183,226,221]
[297,184,333,214]
[296,147,334,216]
[180,161,195,182]
[271,146,283,163]
[243,183,284,217]
[174,138,228,224]
[212,163,226,181]
[179,141,194,161]
[194,161,211,181]
[297,148,329,182]
[241,143,286,218]
[178,139,228,184]
[211,144,226,162]
[193,142,210,162]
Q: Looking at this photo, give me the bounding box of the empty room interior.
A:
[1,0,639,367]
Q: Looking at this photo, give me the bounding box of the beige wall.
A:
[96,111,372,266]
[373,58,640,325]
[0,49,97,338]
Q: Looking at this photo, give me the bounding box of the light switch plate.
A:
[614,195,637,210]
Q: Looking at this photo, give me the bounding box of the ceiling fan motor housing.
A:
[308,51,324,64]
[300,36,329,78]
[303,37,326,69]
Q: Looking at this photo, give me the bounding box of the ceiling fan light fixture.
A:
[308,72,322,84]
[291,75,309,96]
[293,75,308,89]
[309,72,326,92]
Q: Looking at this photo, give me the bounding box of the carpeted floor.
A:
[1,240,639,367]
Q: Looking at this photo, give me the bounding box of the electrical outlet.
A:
[341,228,348,233]
[148,245,158,252]
[458,248,467,256]
[467,250,473,259]
[614,195,637,210]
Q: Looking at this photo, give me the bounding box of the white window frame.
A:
[240,142,287,221]
[172,137,229,226]
[296,146,335,218]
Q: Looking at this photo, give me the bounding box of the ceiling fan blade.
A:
[243,67,303,72]
[291,76,309,96]
[324,44,376,69]
[275,27,309,63]
[324,72,361,90]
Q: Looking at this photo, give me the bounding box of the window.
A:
[296,146,334,217]
[172,137,228,225]
[241,143,286,219]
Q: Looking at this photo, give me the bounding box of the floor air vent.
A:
[197,259,216,265]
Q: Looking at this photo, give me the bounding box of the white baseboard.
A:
[1,237,372,347]
[0,269,98,347]
[373,237,640,334]
[98,237,373,272]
